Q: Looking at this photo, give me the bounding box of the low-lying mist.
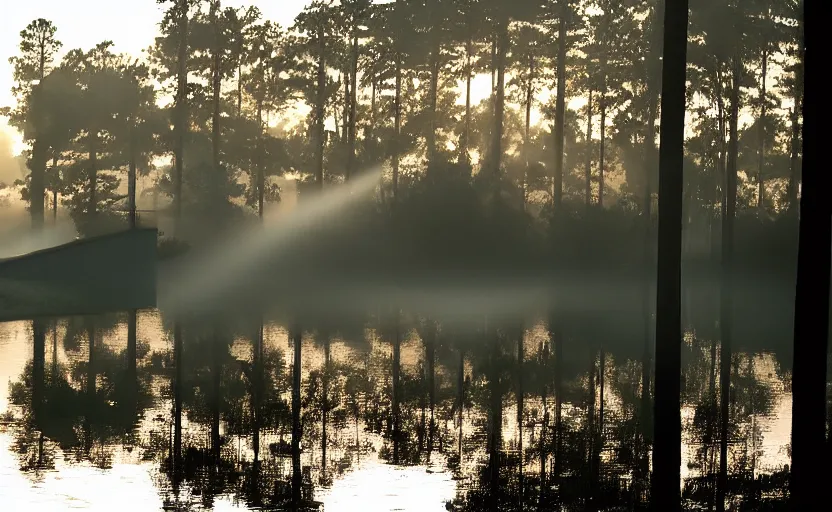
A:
[0,206,78,259]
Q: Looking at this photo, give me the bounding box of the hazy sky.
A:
[0,1,312,155]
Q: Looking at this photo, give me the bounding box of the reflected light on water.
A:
[318,460,457,512]
[0,434,163,512]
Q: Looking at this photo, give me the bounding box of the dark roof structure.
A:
[0,228,157,322]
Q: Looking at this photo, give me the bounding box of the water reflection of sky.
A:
[318,459,457,512]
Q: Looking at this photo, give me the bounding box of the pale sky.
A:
[0,0,312,155]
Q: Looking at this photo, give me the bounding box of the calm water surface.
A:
[0,310,793,510]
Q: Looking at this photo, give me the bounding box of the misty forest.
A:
[0,0,824,511]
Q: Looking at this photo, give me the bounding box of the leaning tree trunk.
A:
[651,0,689,510]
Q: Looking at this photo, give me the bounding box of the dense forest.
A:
[0,0,819,511]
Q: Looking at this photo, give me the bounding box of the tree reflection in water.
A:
[0,301,801,511]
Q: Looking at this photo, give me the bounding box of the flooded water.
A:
[0,309,794,510]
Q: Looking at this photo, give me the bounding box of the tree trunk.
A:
[322,336,330,471]
[315,23,326,190]
[173,322,183,474]
[585,88,593,207]
[490,17,508,173]
[587,350,597,503]
[638,4,662,487]
[523,55,534,208]
[458,348,465,460]
[553,3,567,210]
[342,73,349,144]
[597,348,605,487]
[174,0,189,227]
[598,88,606,208]
[334,75,342,143]
[462,36,472,163]
[640,81,657,449]
[427,325,436,452]
[29,139,47,229]
[347,30,358,180]
[538,340,549,508]
[85,319,96,454]
[427,1,439,167]
[257,99,265,218]
[554,318,563,479]
[211,0,222,207]
[291,325,302,506]
[212,325,222,460]
[487,318,501,509]
[128,126,137,229]
[787,4,804,209]
[237,63,243,117]
[516,326,524,501]
[50,321,58,381]
[756,44,768,210]
[88,131,97,218]
[127,309,137,377]
[392,310,402,464]
[252,321,263,462]
[52,154,58,222]
[716,56,740,512]
[790,2,828,507]
[392,6,402,202]
[651,0,689,509]
[32,320,46,421]
[715,64,727,219]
